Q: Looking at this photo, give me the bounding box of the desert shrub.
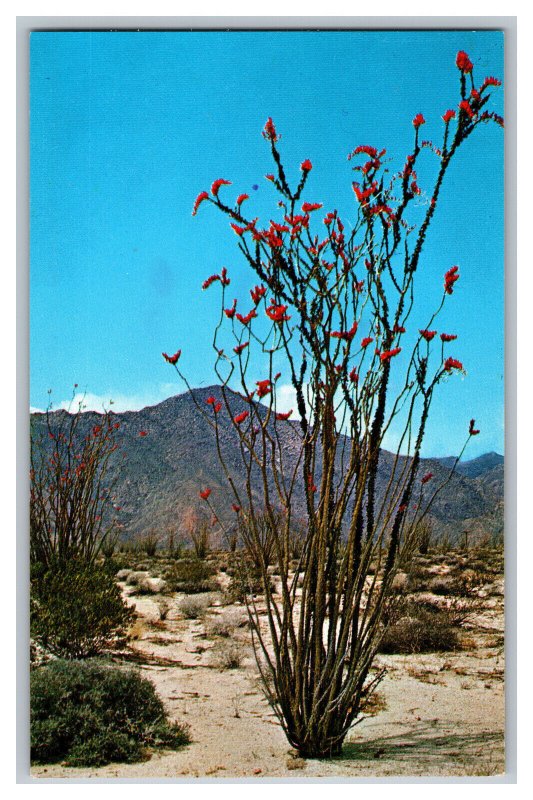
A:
[31,562,135,659]
[226,558,274,602]
[164,558,218,594]
[139,530,159,557]
[30,659,190,766]
[405,566,432,593]
[378,605,460,654]
[190,522,211,559]
[179,596,210,620]
[207,609,248,637]
[214,643,244,669]
[416,518,433,555]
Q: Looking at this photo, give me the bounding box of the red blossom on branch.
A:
[206,396,216,405]
[234,411,249,425]
[199,488,212,500]
[301,202,323,213]
[236,193,249,205]
[236,309,258,325]
[379,347,401,362]
[421,472,434,484]
[139,431,148,437]
[412,113,426,128]
[275,410,293,421]
[444,357,464,372]
[459,100,475,120]
[349,368,359,383]
[162,350,181,365]
[328,321,358,342]
[230,223,246,236]
[262,117,279,142]
[256,379,272,398]
[456,50,474,73]
[211,178,232,196]
[250,285,267,305]
[442,109,456,123]
[469,418,480,435]
[393,324,406,334]
[192,191,209,216]
[419,329,437,341]
[300,159,313,172]
[440,333,458,342]
[202,273,220,290]
[266,303,291,323]
[444,265,460,294]
[481,76,502,91]
[233,342,249,354]
[361,336,374,348]
[214,402,222,414]
[224,299,238,318]
[232,503,241,513]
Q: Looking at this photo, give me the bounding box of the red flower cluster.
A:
[199,488,211,500]
[412,113,426,128]
[202,268,230,290]
[300,159,313,172]
[233,341,249,355]
[349,367,359,383]
[440,333,457,342]
[232,503,241,513]
[353,181,378,203]
[421,472,434,484]
[456,50,473,73]
[250,285,267,305]
[361,336,373,348]
[266,302,291,323]
[444,265,460,294]
[481,76,502,91]
[459,100,475,120]
[301,202,323,213]
[192,191,209,216]
[444,357,464,372]
[420,329,437,341]
[92,425,102,436]
[469,418,480,436]
[139,431,148,437]
[262,117,279,142]
[380,347,401,362]
[211,178,232,196]
[224,299,237,318]
[275,410,293,421]
[256,379,272,398]
[234,410,249,425]
[329,321,358,342]
[347,145,386,161]
[230,223,245,236]
[236,193,249,206]
[162,350,181,364]
[394,324,406,334]
[236,309,257,326]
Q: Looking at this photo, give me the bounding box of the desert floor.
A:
[31,554,505,780]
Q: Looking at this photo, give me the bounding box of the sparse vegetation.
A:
[30,659,190,766]
[179,595,211,620]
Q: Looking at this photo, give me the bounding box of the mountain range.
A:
[30,386,504,547]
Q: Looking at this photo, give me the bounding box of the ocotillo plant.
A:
[30,392,122,570]
[165,51,503,757]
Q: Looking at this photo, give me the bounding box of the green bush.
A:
[164,558,217,594]
[31,659,190,766]
[31,562,135,659]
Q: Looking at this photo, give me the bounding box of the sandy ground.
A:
[31,573,505,780]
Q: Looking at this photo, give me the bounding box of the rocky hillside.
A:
[30,386,504,546]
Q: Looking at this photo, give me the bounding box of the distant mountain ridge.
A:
[30,387,504,546]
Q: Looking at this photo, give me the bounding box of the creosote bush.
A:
[164,558,218,594]
[30,659,190,766]
[378,602,460,654]
[31,561,135,659]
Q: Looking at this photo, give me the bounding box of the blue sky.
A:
[30,30,504,458]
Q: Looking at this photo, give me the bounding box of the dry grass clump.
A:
[179,596,211,620]
[378,604,460,654]
[207,609,248,638]
[213,642,245,670]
